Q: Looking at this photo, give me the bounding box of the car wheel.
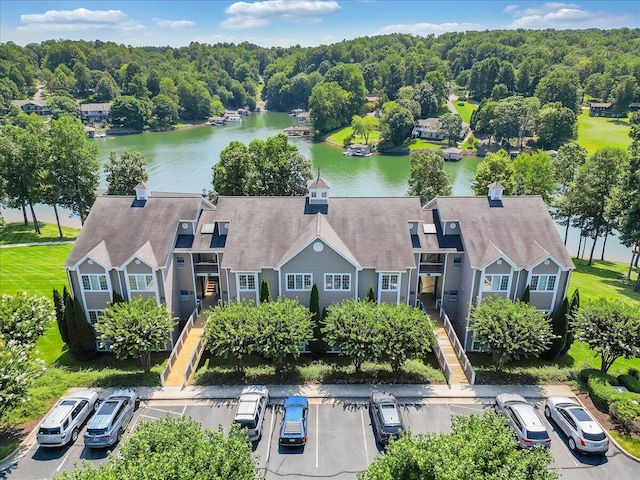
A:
[493,403,499,413]
[568,437,577,451]
[117,428,123,443]
[71,428,79,443]
[93,400,100,411]
[135,399,140,411]
[544,406,551,418]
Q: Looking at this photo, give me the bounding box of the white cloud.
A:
[18,8,143,32]
[221,0,341,30]
[377,22,484,36]
[153,18,196,29]
[504,2,634,29]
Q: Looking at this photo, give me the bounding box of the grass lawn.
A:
[577,109,632,155]
[569,258,640,303]
[408,138,443,150]
[0,221,78,245]
[453,101,477,124]
[0,243,73,296]
[326,126,380,146]
[610,432,640,458]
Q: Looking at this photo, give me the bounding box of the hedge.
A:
[610,397,640,435]
[618,374,640,394]
[581,368,617,413]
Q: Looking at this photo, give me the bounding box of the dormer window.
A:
[307,173,331,205]
[311,192,317,198]
[487,182,504,201]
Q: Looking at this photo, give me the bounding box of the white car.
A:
[37,390,100,447]
[233,386,269,442]
[544,396,609,455]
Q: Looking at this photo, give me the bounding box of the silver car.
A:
[494,393,551,448]
[37,390,100,447]
[233,385,269,442]
[544,396,609,455]
[83,389,139,449]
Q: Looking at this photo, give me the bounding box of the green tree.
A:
[437,113,463,145]
[379,101,414,147]
[609,75,638,115]
[97,297,176,373]
[49,115,100,224]
[511,151,557,204]
[111,95,150,131]
[553,142,588,244]
[535,102,577,149]
[54,417,258,480]
[177,80,211,120]
[469,296,554,371]
[63,291,97,361]
[621,113,640,288]
[94,71,119,102]
[53,287,70,345]
[104,150,149,195]
[254,299,314,376]
[0,293,54,348]
[468,57,500,100]
[204,301,258,374]
[309,81,349,133]
[471,150,515,196]
[361,412,558,480]
[48,95,79,120]
[351,115,377,145]
[535,67,581,112]
[543,296,569,360]
[73,62,91,97]
[572,299,640,373]
[377,303,435,373]
[366,286,375,303]
[260,279,272,303]
[324,63,367,118]
[561,288,579,355]
[413,81,438,118]
[151,94,179,126]
[213,134,312,196]
[407,149,452,204]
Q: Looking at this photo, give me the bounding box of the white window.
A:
[238,274,257,291]
[311,192,317,198]
[453,256,462,268]
[483,274,509,292]
[287,274,312,291]
[530,275,556,291]
[81,274,108,291]
[325,274,351,291]
[88,310,104,325]
[176,256,186,268]
[321,191,327,198]
[381,274,399,291]
[299,341,310,353]
[128,274,154,291]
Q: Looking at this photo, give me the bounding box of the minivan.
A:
[233,385,269,442]
[37,390,100,447]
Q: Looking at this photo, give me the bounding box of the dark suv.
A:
[369,392,406,445]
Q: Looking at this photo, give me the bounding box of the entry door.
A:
[420,275,436,293]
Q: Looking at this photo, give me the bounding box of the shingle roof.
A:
[434,196,574,270]
[209,196,421,272]
[80,103,111,111]
[307,176,331,189]
[65,194,204,269]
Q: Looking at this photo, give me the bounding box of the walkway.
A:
[163,295,215,387]
[432,313,469,385]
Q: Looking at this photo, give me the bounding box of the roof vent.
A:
[134,182,150,201]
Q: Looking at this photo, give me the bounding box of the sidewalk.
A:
[0,240,74,248]
[134,383,575,401]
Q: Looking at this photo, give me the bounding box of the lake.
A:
[1,111,632,263]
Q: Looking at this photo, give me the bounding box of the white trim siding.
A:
[324,273,351,291]
[286,273,313,291]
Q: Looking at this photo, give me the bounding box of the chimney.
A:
[134,182,150,201]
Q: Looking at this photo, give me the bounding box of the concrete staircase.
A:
[432,316,469,385]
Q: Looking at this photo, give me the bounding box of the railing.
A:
[441,312,476,385]
[160,305,199,386]
[433,340,453,385]
[419,263,444,274]
[183,336,207,387]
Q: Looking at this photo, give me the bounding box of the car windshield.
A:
[39,427,60,435]
[234,419,256,429]
[583,432,606,441]
[571,408,593,422]
[60,400,76,406]
[87,428,107,435]
[527,430,550,440]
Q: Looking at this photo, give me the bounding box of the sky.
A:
[1,1,638,48]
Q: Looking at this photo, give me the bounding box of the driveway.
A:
[2,397,638,480]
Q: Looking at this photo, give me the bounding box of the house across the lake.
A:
[442,147,463,161]
[589,102,625,118]
[80,103,112,123]
[284,125,312,137]
[345,144,372,156]
[411,118,442,140]
[65,178,573,353]
[10,99,51,116]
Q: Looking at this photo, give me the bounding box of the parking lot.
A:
[2,398,638,480]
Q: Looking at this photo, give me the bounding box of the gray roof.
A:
[206,196,422,272]
[307,176,331,189]
[434,196,574,270]
[443,147,463,154]
[80,103,111,111]
[65,194,204,269]
[414,118,439,128]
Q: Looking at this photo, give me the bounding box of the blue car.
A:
[83,389,139,449]
[279,396,308,447]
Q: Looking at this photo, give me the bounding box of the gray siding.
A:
[260,269,279,302]
[442,253,463,309]
[358,269,377,300]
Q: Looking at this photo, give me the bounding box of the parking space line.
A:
[360,409,369,463]
[181,405,186,417]
[315,404,319,469]
[55,450,71,473]
[265,406,276,475]
[146,407,184,416]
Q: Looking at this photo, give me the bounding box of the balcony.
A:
[195,262,219,274]
[419,263,443,275]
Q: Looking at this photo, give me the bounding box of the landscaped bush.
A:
[618,374,640,394]
[581,368,617,413]
[609,397,640,435]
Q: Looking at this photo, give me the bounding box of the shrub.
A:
[581,368,617,413]
[618,374,640,394]
[609,397,640,435]
[628,368,640,381]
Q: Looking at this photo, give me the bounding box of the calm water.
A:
[1,112,631,263]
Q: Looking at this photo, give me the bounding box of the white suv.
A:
[494,393,551,448]
[37,390,100,447]
[233,386,269,442]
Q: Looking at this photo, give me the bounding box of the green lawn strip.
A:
[0,442,19,462]
[326,126,380,146]
[576,110,631,155]
[453,101,476,124]
[568,258,640,303]
[194,354,445,385]
[0,221,78,245]
[0,244,72,296]
[610,432,640,458]
[408,138,444,150]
